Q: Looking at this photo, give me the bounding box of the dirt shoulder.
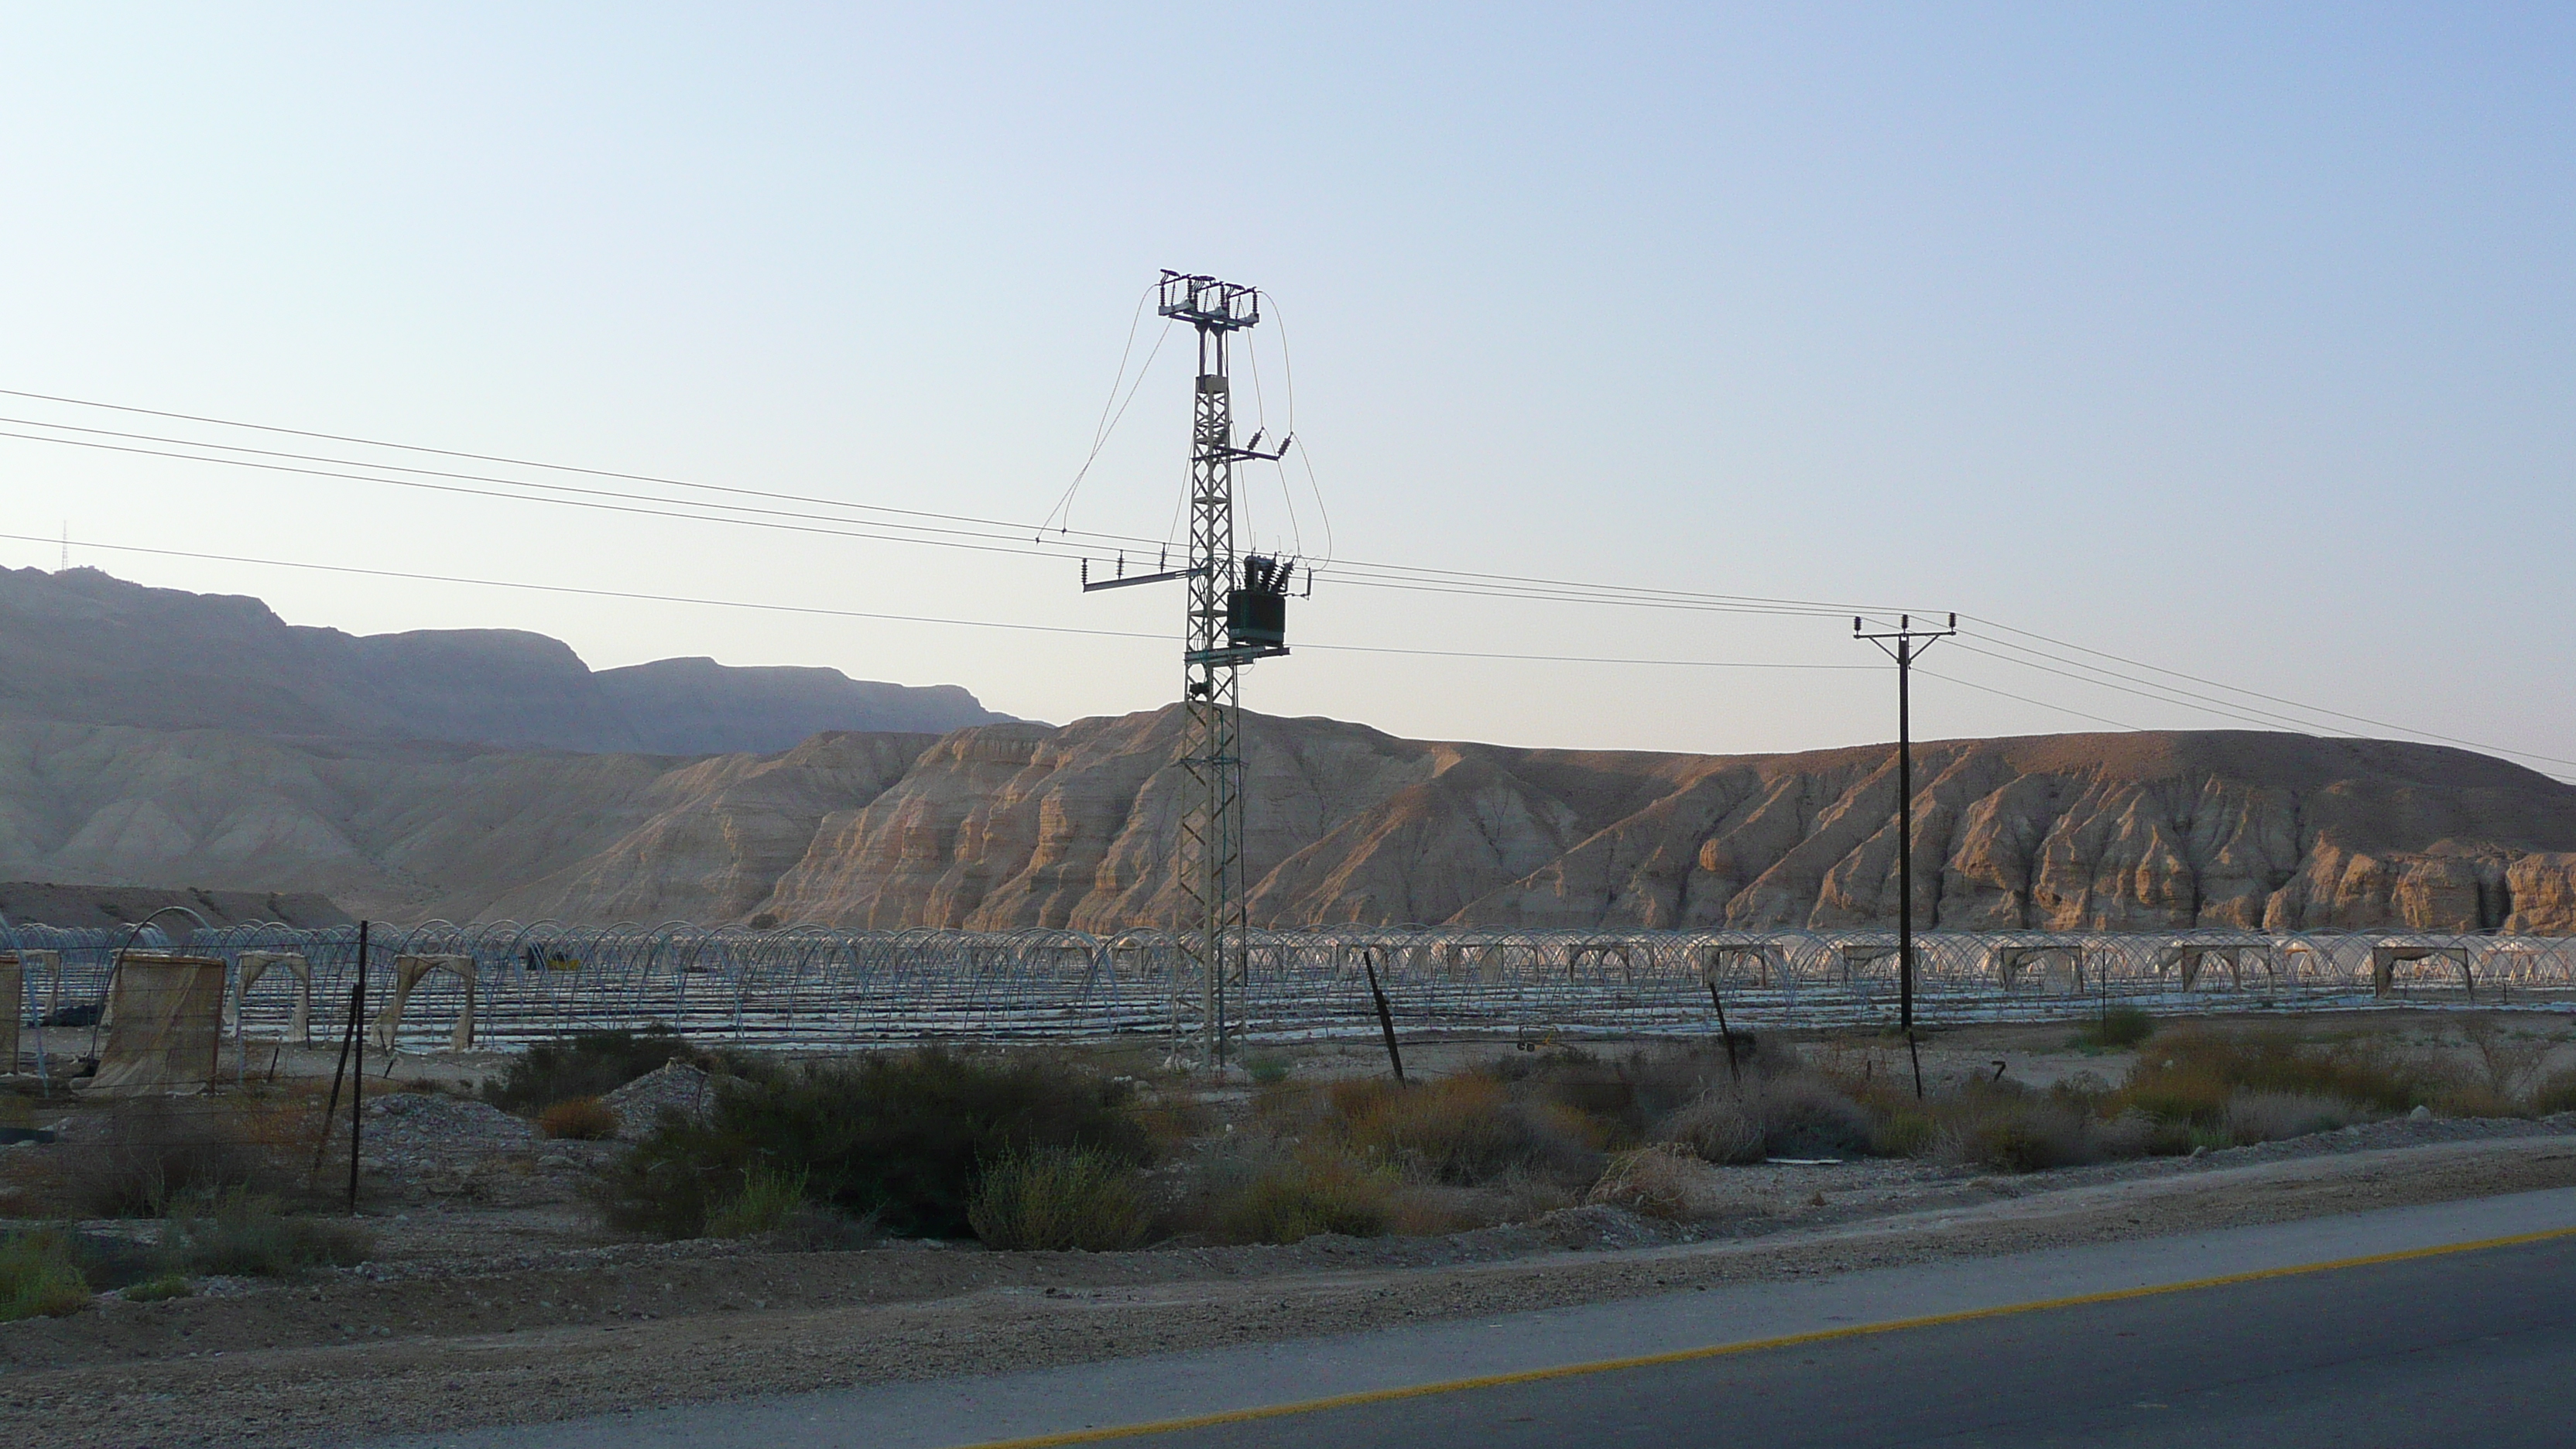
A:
[6,1123,2575,1449]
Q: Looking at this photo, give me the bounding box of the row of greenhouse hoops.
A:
[8,916,2573,1053]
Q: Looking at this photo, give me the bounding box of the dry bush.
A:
[1658,1091,1767,1165]
[536,1096,619,1141]
[2112,1027,2432,1125]
[1586,1143,1703,1220]
[1204,1147,1395,1245]
[2427,1081,2526,1120]
[2529,1068,2576,1116]
[1932,1087,2108,1173]
[1331,1074,1602,1185]
[1492,1040,1796,1138]
[2221,1091,2363,1145]
[2461,1019,2553,1103]
[57,1098,314,1218]
[967,1146,1153,1251]
[1752,1076,1879,1159]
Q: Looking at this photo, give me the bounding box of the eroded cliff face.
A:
[745,712,2576,933]
[9,706,2576,932]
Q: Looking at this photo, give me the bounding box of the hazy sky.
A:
[2,4,2571,770]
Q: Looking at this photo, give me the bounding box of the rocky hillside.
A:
[5,705,2574,932]
[0,567,1011,752]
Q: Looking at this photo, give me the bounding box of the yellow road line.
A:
[944,1223,2576,1448]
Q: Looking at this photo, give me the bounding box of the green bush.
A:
[967,1146,1153,1251]
[0,1231,91,1321]
[484,1026,690,1115]
[159,1190,374,1277]
[592,1048,1152,1239]
[123,1273,194,1303]
[706,1167,811,1239]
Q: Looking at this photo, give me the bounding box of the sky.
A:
[1,3,2571,769]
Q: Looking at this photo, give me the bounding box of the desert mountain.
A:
[0,566,1010,752]
[4,702,2574,932]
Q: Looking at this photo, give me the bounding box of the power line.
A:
[0,420,1887,620]
[5,388,2571,774]
[0,533,1869,674]
[1961,614,2576,769]
[0,388,1922,617]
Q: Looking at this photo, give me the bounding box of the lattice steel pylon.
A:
[1078,272,1294,1064]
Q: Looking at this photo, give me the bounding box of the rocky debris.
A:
[603,1064,717,1139]
[362,1092,535,1173]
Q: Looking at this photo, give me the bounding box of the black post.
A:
[1362,949,1405,1083]
[1898,638,1923,1099]
[1708,981,1741,1085]
[348,920,367,1214]
[310,981,361,1178]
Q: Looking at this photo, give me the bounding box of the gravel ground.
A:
[4,1116,2574,1448]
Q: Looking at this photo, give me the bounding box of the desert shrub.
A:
[1586,1143,1701,1219]
[1752,1075,1880,1159]
[123,1273,194,1303]
[1649,1069,1880,1163]
[1245,1053,1294,1087]
[0,1231,91,1321]
[2461,1019,2553,1101]
[967,1146,1153,1251]
[1657,1091,1768,1165]
[2112,1027,2431,1125]
[1934,1088,2107,1173]
[484,1026,689,1115]
[159,1190,373,1277]
[2073,1005,2157,1050]
[1491,1041,1788,1136]
[1332,1074,1603,1184]
[536,1096,619,1141]
[705,1166,812,1239]
[1208,1148,1393,1245]
[592,1048,1151,1239]
[2221,1091,2362,1145]
[60,1098,306,1217]
[2427,1082,2526,1120]
[2529,1068,2576,1116]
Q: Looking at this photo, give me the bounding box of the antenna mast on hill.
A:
[1084,271,1293,1066]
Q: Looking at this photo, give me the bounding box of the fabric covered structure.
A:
[372,954,478,1052]
[2371,943,2474,998]
[232,951,314,1046]
[78,953,227,1098]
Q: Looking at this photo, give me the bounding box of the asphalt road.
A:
[1131,1233,2576,1449]
[363,1188,2576,1449]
